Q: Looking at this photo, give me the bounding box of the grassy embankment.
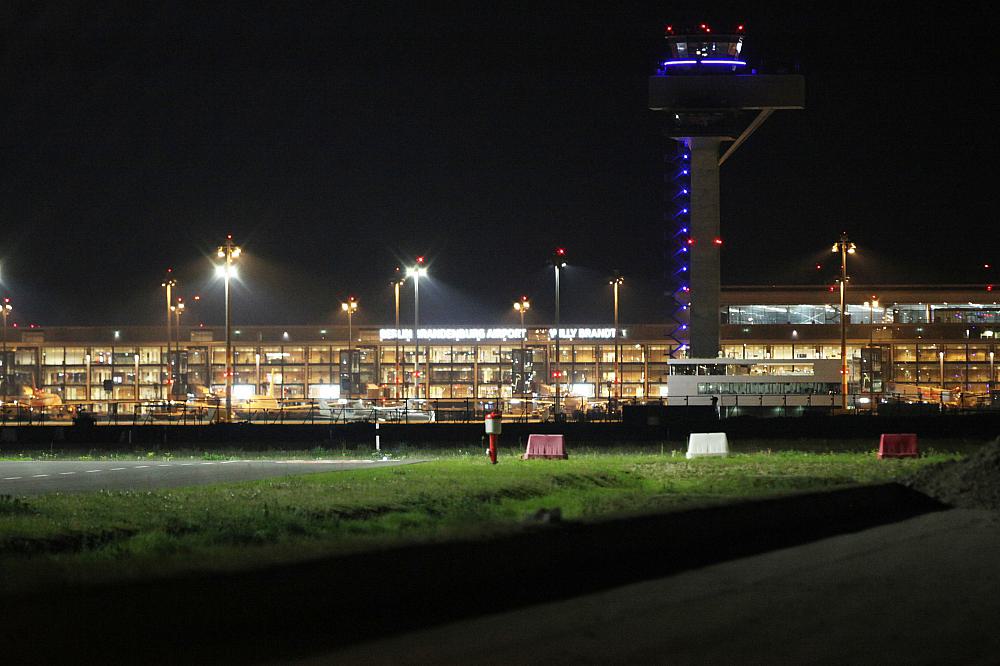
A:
[0,436,985,461]
[0,446,964,592]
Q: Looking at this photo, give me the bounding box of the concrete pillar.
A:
[687,137,722,358]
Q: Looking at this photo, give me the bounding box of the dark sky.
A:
[1,1,996,328]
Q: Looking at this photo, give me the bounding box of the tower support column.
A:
[687,136,722,358]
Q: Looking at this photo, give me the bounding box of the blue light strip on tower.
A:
[661,59,747,67]
[664,144,691,357]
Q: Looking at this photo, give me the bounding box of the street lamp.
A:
[863,295,879,411]
[939,350,945,391]
[1,297,12,400]
[609,272,624,403]
[160,270,176,402]
[170,298,185,399]
[391,268,406,400]
[552,248,567,419]
[513,295,530,328]
[990,351,995,396]
[513,296,530,413]
[216,235,241,422]
[863,296,879,346]
[405,257,427,399]
[341,297,358,399]
[832,233,856,409]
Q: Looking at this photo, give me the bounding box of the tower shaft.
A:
[687,137,722,357]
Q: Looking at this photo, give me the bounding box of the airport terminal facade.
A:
[1,285,997,405]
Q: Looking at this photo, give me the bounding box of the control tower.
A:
[650,24,804,358]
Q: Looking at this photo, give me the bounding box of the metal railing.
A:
[2,392,996,426]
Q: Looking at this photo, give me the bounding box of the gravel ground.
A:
[907,437,1000,510]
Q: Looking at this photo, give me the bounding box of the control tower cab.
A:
[659,23,746,74]
[650,23,804,359]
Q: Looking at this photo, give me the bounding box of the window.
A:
[138,347,161,364]
[15,348,38,366]
[40,348,63,366]
[63,348,88,364]
[648,346,672,362]
[697,382,839,395]
[283,347,305,364]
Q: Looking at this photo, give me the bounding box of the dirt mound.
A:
[907,438,1000,510]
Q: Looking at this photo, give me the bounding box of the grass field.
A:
[0,436,986,461]
[0,444,966,593]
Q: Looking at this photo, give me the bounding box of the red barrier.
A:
[523,434,568,460]
[878,433,919,459]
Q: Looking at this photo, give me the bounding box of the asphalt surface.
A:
[320,508,1000,665]
[0,459,413,495]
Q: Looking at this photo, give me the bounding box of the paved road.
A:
[0,459,414,495]
[319,508,1000,665]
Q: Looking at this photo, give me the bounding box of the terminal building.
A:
[1,285,996,409]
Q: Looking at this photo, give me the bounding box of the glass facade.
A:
[3,288,997,411]
[5,333,994,409]
[2,336,661,407]
[724,303,1000,326]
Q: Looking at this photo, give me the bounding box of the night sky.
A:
[1,1,996,329]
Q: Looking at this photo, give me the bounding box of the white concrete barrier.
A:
[686,432,729,459]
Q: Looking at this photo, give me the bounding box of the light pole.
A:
[864,296,879,347]
[862,296,879,411]
[990,351,995,396]
[939,350,945,390]
[406,257,427,400]
[170,298,185,399]
[392,268,406,400]
[216,235,241,423]
[610,272,624,404]
[341,297,358,399]
[552,248,566,419]
[832,233,856,409]
[160,271,176,402]
[513,296,530,414]
[1,298,11,400]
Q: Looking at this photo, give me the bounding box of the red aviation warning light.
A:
[553,247,567,267]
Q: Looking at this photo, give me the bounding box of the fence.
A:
[2,391,997,426]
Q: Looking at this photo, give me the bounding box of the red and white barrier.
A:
[878,433,919,459]
[523,434,568,460]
